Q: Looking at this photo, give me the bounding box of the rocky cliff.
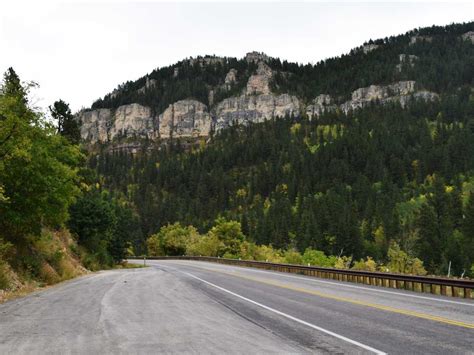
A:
[77,44,450,145]
[159,100,211,138]
[306,81,439,119]
[77,52,301,144]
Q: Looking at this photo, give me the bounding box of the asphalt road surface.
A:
[0,260,473,354]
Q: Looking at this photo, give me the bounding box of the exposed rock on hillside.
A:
[361,44,379,53]
[410,35,433,45]
[214,93,300,130]
[306,95,337,118]
[159,100,211,138]
[245,51,269,63]
[109,104,156,141]
[396,54,418,72]
[246,62,273,95]
[78,104,156,144]
[78,108,111,143]
[307,81,438,119]
[188,56,226,67]
[138,77,157,94]
[462,31,474,43]
[224,69,238,88]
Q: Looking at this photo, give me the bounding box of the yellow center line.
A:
[175,262,474,329]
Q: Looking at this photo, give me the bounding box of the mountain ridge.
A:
[76,22,473,149]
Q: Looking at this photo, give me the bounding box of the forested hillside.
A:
[85,22,474,277]
[90,22,473,112]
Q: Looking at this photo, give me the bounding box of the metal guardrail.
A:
[131,256,474,299]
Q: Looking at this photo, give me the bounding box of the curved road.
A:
[0,260,472,354]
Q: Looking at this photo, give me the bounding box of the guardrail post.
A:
[452,286,459,297]
[464,288,471,299]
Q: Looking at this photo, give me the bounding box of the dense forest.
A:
[93,93,474,276]
[81,22,474,277]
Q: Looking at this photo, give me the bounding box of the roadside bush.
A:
[283,249,303,265]
[0,238,13,289]
[334,256,352,269]
[186,233,222,257]
[351,257,377,271]
[147,223,199,256]
[0,263,10,290]
[208,218,245,256]
[302,248,337,267]
[387,242,427,275]
[252,245,284,263]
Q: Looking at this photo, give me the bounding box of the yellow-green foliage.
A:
[387,242,427,275]
[0,238,14,290]
[302,248,337,267]
[145,219,431,278]
[147,223,200,256]
[290,123,301,135]
[252,244,284,263]
[1,229,85,296]
[316,124,344,140]
[186,234,222,257]
[352,257,377,271]
[283,249,303,265]
[334,256,352,269]
[208,218,245,256]
[33,229,86,283]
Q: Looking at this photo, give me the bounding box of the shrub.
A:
[208,218,245,256]
[186,233,222,257]
[302,248,337,267]
[352,257,377,271]
[334,256,352,269]
[147,223,199,256]
[253,245,284,263]
[39,262,60,285]
[387,242,427,275]
[0,263,11,290]
[284,249,303,265]
[0,237,14,289]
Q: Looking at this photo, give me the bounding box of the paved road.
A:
[0,260,472,354]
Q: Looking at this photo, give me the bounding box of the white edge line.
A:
[181,270,387,355]
[163,260,473,307]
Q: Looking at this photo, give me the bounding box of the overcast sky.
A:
[1,1,473,113]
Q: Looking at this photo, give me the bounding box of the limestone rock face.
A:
[138,77,157,94]
[77,104,156,143]
[343,81,418,112]
[396,54,418,72]
[410,35,433,45]
[109,104,156,141]
[78,108,112,143]
[361,44,379,53]
[214,93,299,130]
[461,31,474,44]
[306,94,337,119]
[246,62,273,95]
[351,81,416,101]
[225,69,238,85]
[245,51,269,63]
[158,100,211,139]
[308,81,438,118]
[188,56,226,67]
